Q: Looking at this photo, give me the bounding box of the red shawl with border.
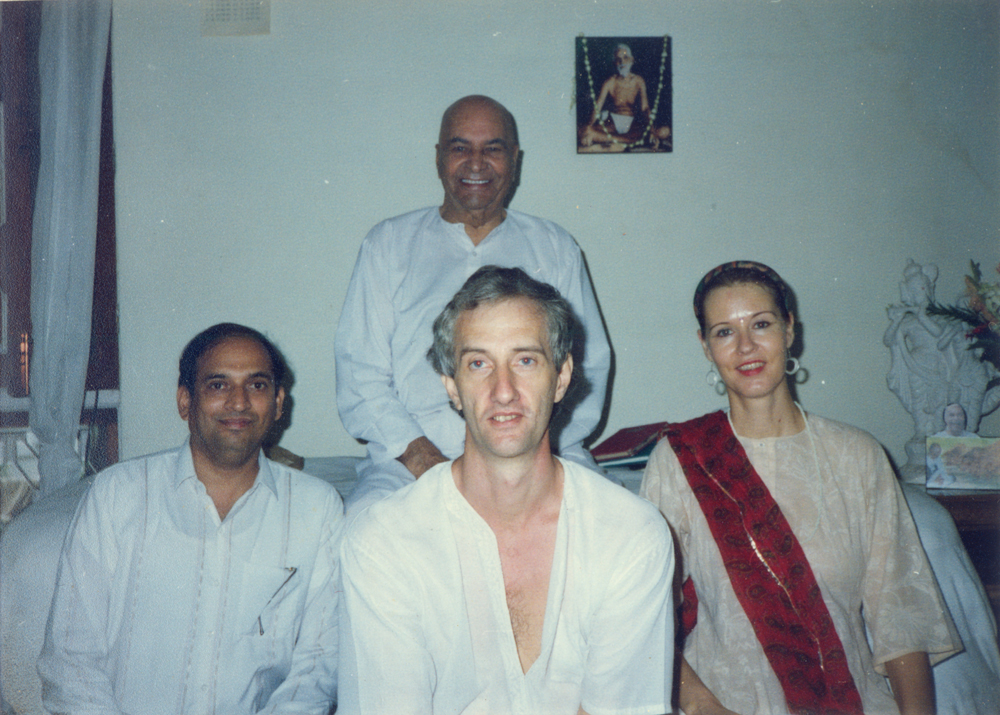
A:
[667,410,864,715]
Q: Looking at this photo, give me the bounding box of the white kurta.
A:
[641,413,960,715]
[38,442,344,714]
[900,484,1000,715]
[334,208,612,514]
[339,459,674,715]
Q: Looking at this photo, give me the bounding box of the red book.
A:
[590,421,669,462]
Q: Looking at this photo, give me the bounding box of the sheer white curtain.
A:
[29,0,112,493]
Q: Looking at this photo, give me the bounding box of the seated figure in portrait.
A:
[579,43,671,152]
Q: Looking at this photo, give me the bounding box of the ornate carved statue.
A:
[884,260,1000,482]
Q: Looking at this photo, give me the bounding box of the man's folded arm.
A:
[334,233,426,462]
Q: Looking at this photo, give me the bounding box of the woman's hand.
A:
[885,651,935,715]
[678,657,742,715]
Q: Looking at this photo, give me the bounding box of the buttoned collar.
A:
[172,439,279,499]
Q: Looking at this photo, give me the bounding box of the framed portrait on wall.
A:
[576,35,672,154]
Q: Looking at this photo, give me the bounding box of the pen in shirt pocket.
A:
[257,566,297,636]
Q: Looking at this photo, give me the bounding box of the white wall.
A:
[113,0,999,468]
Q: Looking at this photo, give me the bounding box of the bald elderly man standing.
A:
[335,95,612,516]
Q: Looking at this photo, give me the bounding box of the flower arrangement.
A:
[928,260,1000,372]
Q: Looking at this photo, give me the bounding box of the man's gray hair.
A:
[428,266,574,378]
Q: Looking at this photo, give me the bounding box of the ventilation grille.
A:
[202,0,270,37]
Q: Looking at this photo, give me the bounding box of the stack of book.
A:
[590,421,669,468]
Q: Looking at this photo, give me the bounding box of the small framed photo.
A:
[926,435,1000,490]
[576,35,672,154]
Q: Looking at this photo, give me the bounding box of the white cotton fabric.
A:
[900,484,1000,715]
[334,208,612,514]
[609,112,634,134]
[339,459,674,715]
[38,441,344,714]
[641,413,960,715]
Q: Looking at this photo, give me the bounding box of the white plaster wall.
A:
[113,0,999,468]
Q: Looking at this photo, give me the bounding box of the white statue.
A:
[884,259,1000,482]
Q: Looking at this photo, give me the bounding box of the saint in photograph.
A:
[576,35,672,153]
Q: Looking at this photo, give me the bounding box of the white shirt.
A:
[931,429,977,438]
[38,441,344,715]
[641,414,960,715]
[900,484,1000,715]
[334,208,612,511]
[339,459,674,715]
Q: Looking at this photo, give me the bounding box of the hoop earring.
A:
[706,366,727,396]
[786,356,809,384]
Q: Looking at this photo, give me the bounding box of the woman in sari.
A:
[640,261,959,715]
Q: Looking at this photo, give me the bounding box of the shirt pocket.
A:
[239,563,305,642]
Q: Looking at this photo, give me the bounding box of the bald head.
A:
[436,95,521,233]
[438,95,518,147]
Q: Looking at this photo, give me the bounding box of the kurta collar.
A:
[440,456,570,530]
[172,439,278,499]
[441,457,571,686]
[434,207,509,250]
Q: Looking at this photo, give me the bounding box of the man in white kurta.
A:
[335,95,612,516]
[339,267,673,714]
[340,459,672,714]
[641,413,960,715]
[39,324,344,714]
